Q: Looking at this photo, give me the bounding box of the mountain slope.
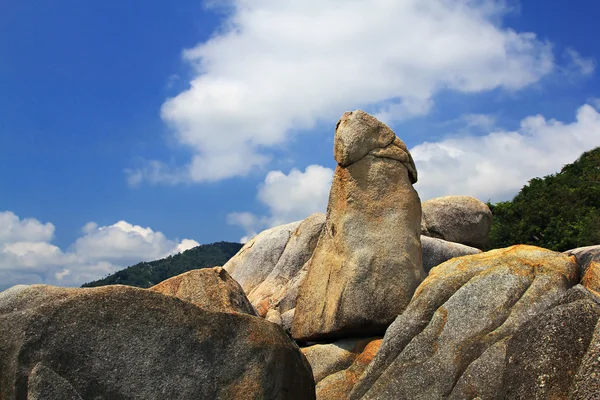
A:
[82,241,243,288]
[489,147,600,251]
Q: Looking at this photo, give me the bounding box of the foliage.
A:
[488,147,600,252]
[82,241,243,288]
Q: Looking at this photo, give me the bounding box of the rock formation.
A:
[248,213,325,316]
[501,285,600,399]
[0,285,315,400]
[292,110,425,341]
[421,235,481,273]
[566,245,600,295]
[6,109,600,400]
[349,245,580,399]
[223,220,302,294]
[301,338,376,384]
[421,195,492,249]
[149,267,256,315]
[316,339,382,400]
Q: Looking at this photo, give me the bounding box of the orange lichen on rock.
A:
[582,261,600,296]
[315,339,383,400]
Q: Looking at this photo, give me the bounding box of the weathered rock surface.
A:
[281,308,295,335]
[350,245,579,400]
[448,338,509,400]
[272,261,311,314]
[293,110,424,341]
[581,261,600,297]
[316,339,382,400]
[502,285,600,399]
[421,195,492,249]
[149,267,256,315]
[223,220,302,294]
[27,363,83,400]
[266,308,283,326]
[565,245,600,295]
[421,235,481,273]
[566,245,600,273]
[571,304,600,399]
[0,285,315,400]
[248,214,325,316]
[301,338,374,384]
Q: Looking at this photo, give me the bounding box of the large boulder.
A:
[350,245,579,400]
[248,214,325,316]
[448,285,600,399]
[0,285,315,400]
[223,220,302,294]
[570,298,600,399]
[421,195,492,249]
[301,338,375,384]
[293,110,424,341]
[501,285,600,399]
[421,235,481,273]
[149,267,256,315]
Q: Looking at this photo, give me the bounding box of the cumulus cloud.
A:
[228,165,333,241]
[0,211,55,243]
[131,0,555,184]
[412,103,600,202]
[71,220,196,263]
[0,212,199,291]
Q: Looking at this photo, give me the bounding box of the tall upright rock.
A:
[292,110,425,341]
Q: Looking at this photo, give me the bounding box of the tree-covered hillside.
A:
[82,241,242,288]
[489,147,600,252]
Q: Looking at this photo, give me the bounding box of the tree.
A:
[488,147,600,252]
[82,241,243,288]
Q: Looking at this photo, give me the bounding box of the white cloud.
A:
[0,213,200,291]
[228,165,333,240]
[124,161,188,187]
[131,0,555,184]
[0,211,55,243]
[564,48,595,76]
[72,220,200,263]
[412,103,600,202]
[227,212,262,243]
[374,97,434,125]
[462,113,497,129]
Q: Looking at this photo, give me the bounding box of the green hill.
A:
[488,147,600,252]
[82,241,243,288]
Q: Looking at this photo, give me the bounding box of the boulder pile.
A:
[2,110,600,399]
[0,283,314,399]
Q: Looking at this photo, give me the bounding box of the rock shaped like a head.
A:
[333,110,417,183]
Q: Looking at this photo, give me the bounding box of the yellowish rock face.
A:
[149,267,256,315]
[349,245,582,400]
[582,261,600,296]
[293,110,424,342]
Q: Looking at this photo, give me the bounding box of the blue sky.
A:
[1,0,600,289]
